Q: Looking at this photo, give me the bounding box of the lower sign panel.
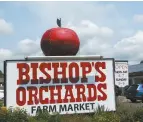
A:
[4,57,116,115]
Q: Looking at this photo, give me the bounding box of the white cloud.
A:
[0,20,114,68]
[0,38,42,62]
[67,20,114,56]
[1,18,143,64]
[133,14,143,24]
[67,21,143,64]
[0,49,13,71]
[20,2,130,48]
[1,20,143,69]
[21,2,124,29]
[113,31,143,61]
[0,49,13,60]
[0,18,13,34]
[17,38,41,56]
[1,2,143,72]
[119,29,135,37]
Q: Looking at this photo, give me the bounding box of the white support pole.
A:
[132,78,135,84]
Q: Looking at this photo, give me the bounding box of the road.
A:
[117,96,143,108]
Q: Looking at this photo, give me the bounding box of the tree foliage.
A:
[0,70,4,78]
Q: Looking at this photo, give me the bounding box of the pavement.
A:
[117,96,131,102]
[117,96,143,108]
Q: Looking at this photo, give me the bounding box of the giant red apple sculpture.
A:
[40,18,80,56]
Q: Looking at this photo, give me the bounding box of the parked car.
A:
[115,85,122,96]
[123,85,130,91]
[122,85,130,96]
[124,84,143,102]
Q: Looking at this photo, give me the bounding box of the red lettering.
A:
[87,84,97,101]
[16,87,26,106]
[17,63,30,85]
[49,86,62,104]
[39,86,49,104]
[27,86,39,105]
[95,62,106,82]
[69,62,79,83]
[80,62,92,83]
[39,63,51,84]
[63,85,75,103]
[75,84,86,102]
[52,63,67,83]
[97,83,107,101]
[31,63,38,84]
[60,63,68,83]
[15,83,108,105]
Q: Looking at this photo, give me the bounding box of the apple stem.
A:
[57,18,61,27]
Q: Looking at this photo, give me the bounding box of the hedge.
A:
[0,101,143,122]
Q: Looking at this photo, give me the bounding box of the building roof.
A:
[129,63,143,73]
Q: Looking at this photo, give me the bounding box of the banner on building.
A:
[115,61,129,87]
[4,56,116,115]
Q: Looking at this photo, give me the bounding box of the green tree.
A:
[0,70,4,78]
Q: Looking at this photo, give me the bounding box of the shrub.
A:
[133,107,143,122]
[31,111,62,122]
[48,113,62,122]
[0,101,3,107]
[28,117,38,122]
[92,105,120,122]
[1,102,143,122]
[0,107,29,122]
[6,107,29,122]
[92,112,120,122]
[34,111,50,121]
[0,106,7,122]
[117,108,134,122]
[116,101,137,122]
[61,114,92,122]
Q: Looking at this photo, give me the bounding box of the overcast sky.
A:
[0,1,143,70]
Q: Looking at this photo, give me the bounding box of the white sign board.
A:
[4,57,116,116]
[115,61,129,87]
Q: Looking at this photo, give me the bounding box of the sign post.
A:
[115,60,129,88]
[4,56,116,116]
[115,60,129,95]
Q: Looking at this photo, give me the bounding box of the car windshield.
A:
[124,85,130,90]
[137,84,143,90]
